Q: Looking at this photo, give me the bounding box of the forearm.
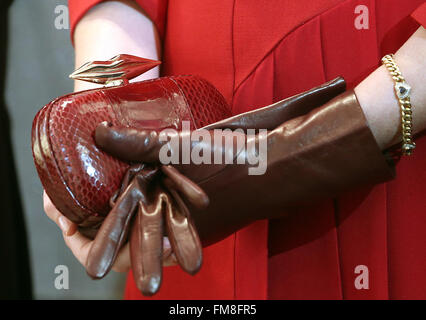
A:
[73,0,160,92]
[355,26,426,150]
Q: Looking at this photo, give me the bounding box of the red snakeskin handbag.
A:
[32,55,231,232]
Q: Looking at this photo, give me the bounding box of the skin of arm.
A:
[74,0,161,92]
[44,0,426,272]
[355,26,426,150]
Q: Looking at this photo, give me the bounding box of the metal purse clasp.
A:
[69,54,161,87]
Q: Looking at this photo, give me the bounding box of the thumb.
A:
[95,122,166,163]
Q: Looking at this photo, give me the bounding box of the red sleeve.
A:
[68,0,168,44]
[411,1,426,27]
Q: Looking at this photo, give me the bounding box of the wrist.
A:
[355,27,426,151]
[354,64,401,150]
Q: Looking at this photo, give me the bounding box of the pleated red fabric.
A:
[69,0,426,299]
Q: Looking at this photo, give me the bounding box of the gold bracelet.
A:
[381,54,416,156]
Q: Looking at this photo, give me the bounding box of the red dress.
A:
[69,0,426,299]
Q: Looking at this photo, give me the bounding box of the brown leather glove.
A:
[96,79,395,246]
[86,164,206,296]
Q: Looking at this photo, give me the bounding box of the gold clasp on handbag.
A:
[69,54,161,87]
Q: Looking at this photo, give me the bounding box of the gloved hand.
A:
[95,78,394,247]
[86,163,207,296]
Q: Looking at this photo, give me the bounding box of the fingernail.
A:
[163,237,171,250]
[58,216,70,234]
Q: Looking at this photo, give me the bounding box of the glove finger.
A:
[203,77,346,131]
[86,178,140,279]
[164,189,202,275]
[95,122,166,163]
[130,199,164,296]
[110,164,145,207]
[162,244,178,267]
[161,165,209,210]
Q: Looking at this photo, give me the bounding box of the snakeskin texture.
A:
[171,76,231,128]
[32,76,231,226]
